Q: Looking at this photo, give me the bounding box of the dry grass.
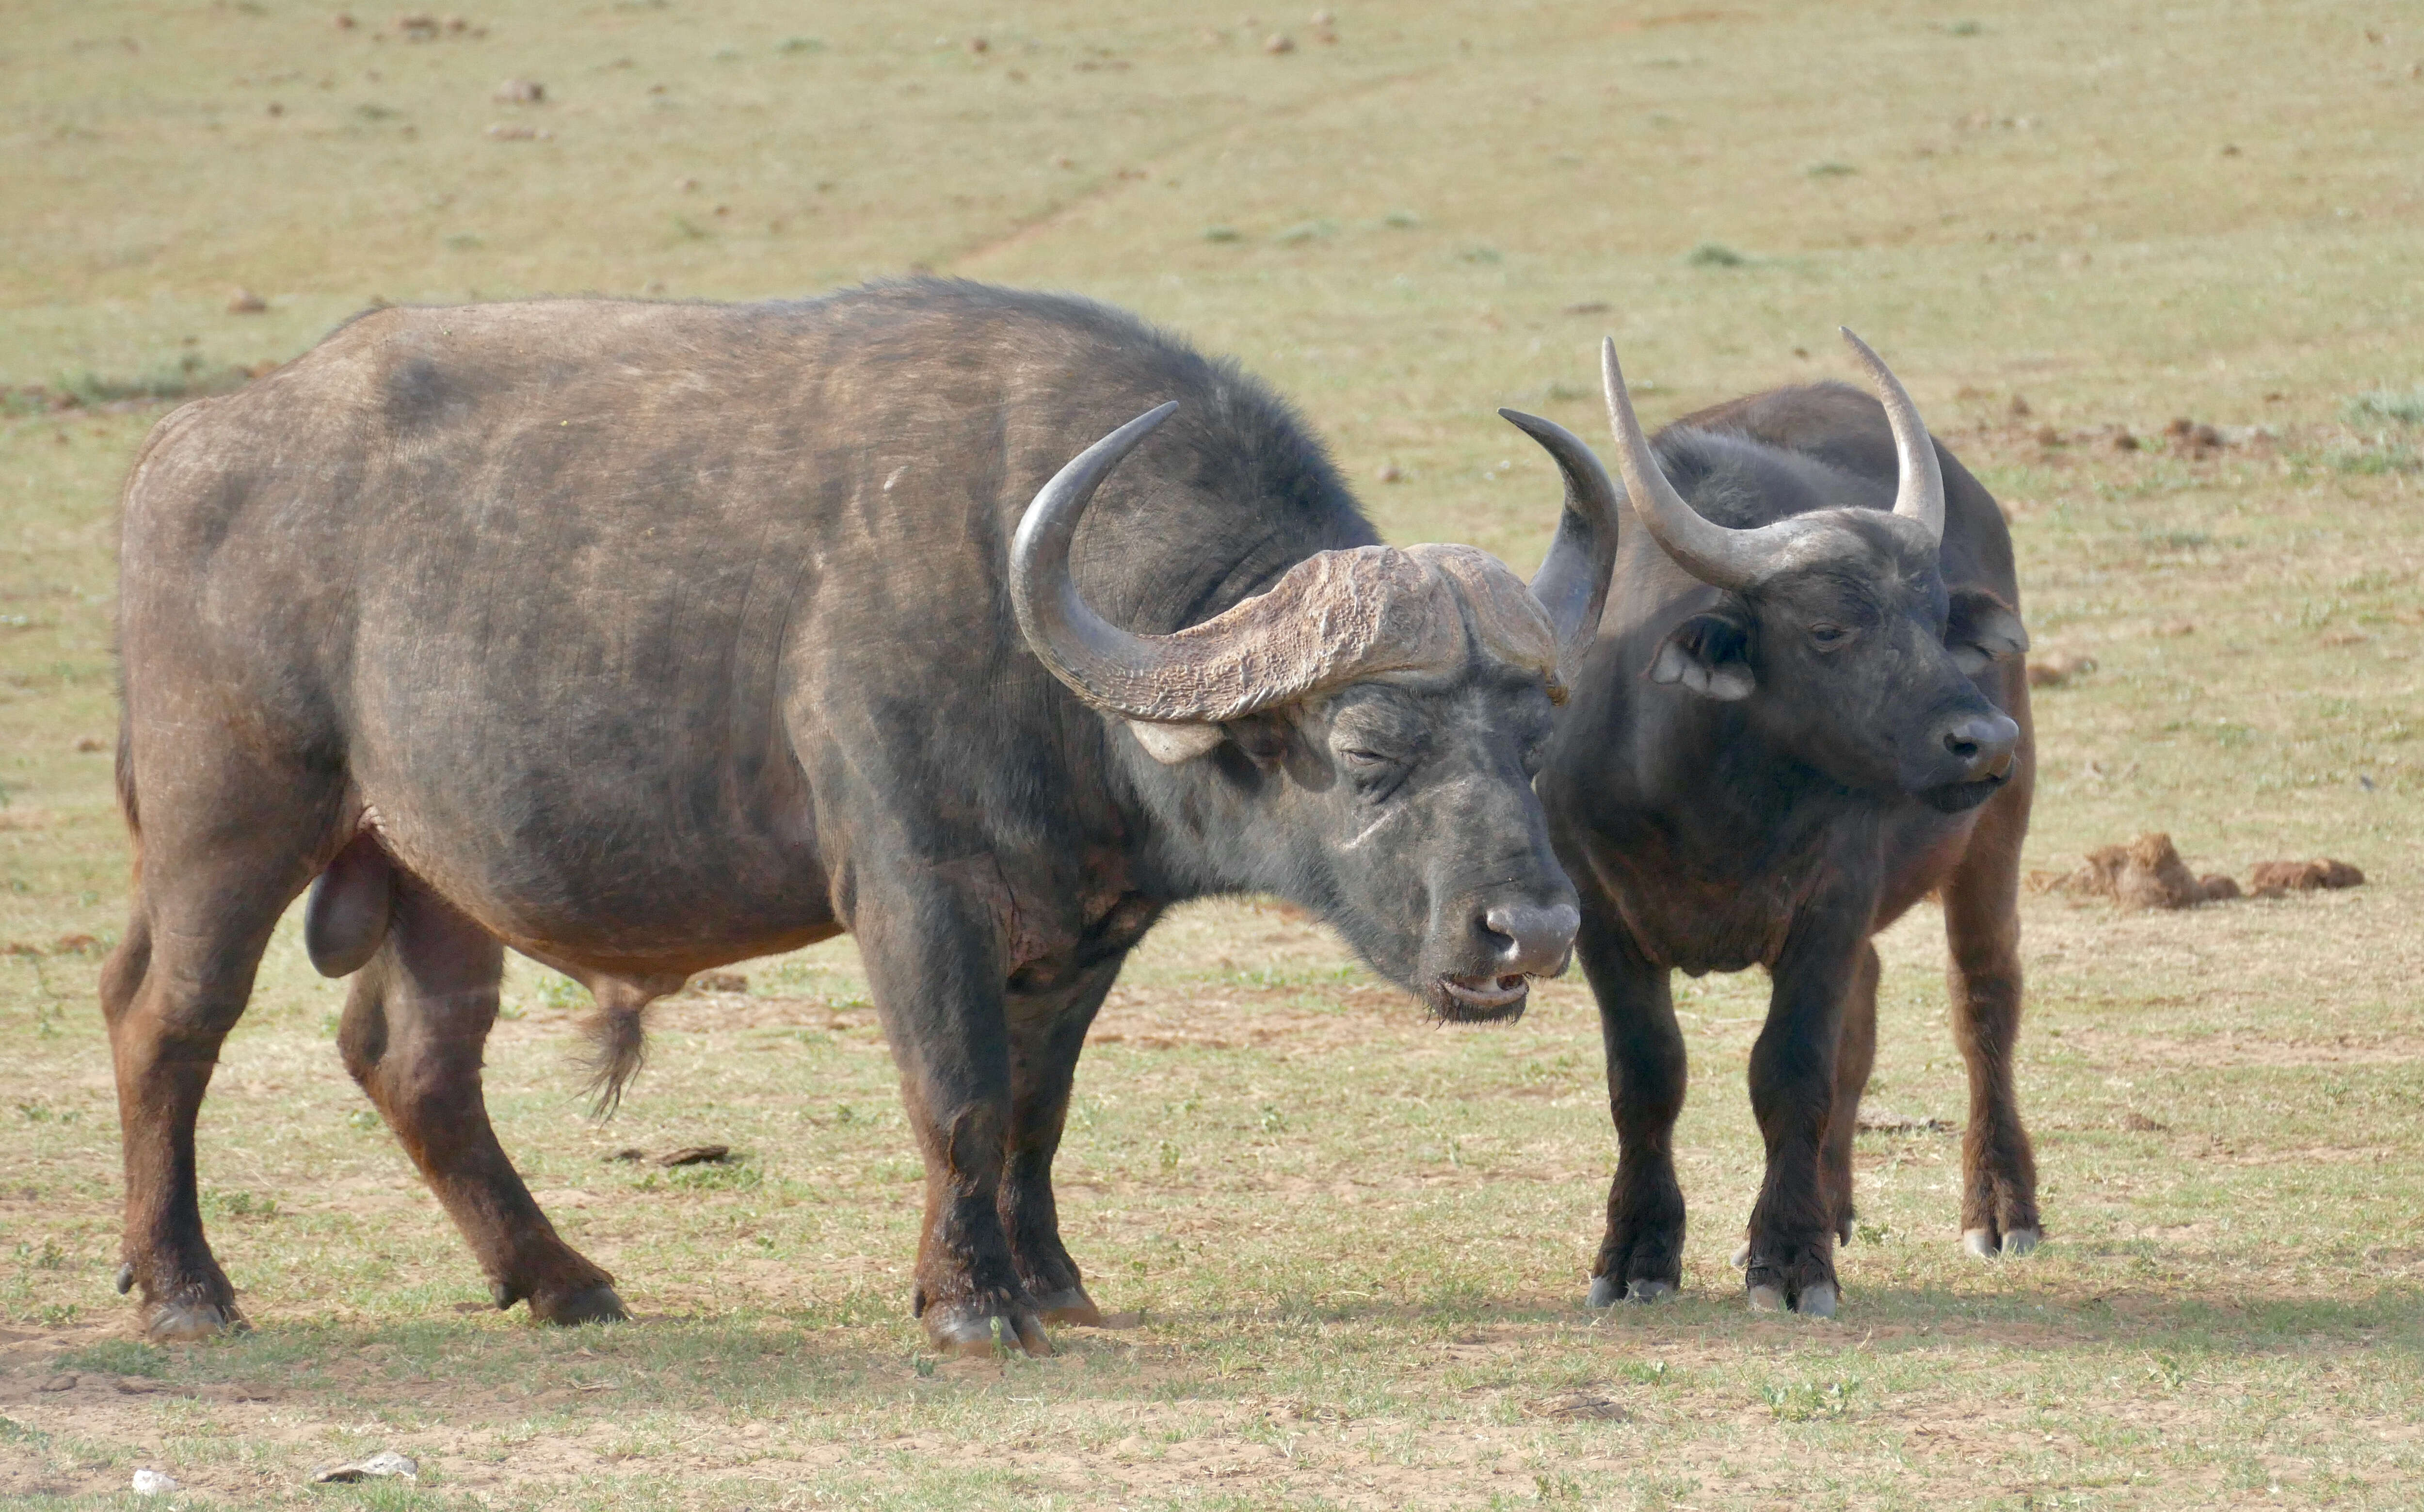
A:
[3,0,2422,1507]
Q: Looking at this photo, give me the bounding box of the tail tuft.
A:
[579,1000,651,1118]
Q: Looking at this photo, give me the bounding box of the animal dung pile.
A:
[2026,650,2095,688]
[2035,832,2366,910]
[2247,858,2366,895]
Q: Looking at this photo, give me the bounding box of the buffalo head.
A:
[1011,402,1620,1020]
[1602,332,2028,813]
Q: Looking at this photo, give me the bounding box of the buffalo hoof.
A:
[1730,1242,1751,1271]
[1964,1226,2040,1260]
[530,1284,628,1326]
[1031,1287,1106,1327]
[1587,1274,1676,1306]
[928,1303,1051,1358]
[145,1296,248,1342]
[1747,1280,1836,1317]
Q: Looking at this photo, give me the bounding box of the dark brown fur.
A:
[102,279,1589,1348]
[1541,380,2039,1313]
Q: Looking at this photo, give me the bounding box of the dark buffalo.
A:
[103,279,1619,1350]
[1540,333,2037,1316]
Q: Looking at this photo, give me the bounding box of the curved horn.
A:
[1499,409,1621,676]
[1836,328,1944,544]
[1010,402,1188,719]
[1600,338,1772,591]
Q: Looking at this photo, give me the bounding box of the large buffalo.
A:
[1541,333,2037,1316]
[103,280,1620,1351]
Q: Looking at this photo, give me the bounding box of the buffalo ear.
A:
[1948,588,2029,677]
[1125,719,1226,764]
[1647,612,1754,701]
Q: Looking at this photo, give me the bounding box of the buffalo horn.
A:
[1009,402,1197,723]
[1836,327,1945,545]
[1599,338,1776,592]
[1498,408,1621,678]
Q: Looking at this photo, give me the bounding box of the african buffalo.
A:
[1540,333,2037,1316]
[103,279,1620,1350]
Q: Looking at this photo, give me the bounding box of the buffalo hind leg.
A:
[340,877,624,1323]
[999,956,1127,1326]
[1577,904,1688,1307]
[1945,749,2040,1258]
[1819,944,1881,1247]
[858,876,1042,1356]
[103,791,329,1339]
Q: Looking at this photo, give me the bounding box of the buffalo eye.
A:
[1335,743,1411,799]
[1808,623,1855,650]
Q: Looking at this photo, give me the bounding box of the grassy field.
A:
[4,0,2423,1506]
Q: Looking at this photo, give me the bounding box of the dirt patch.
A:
[2064,1027,2424,1069]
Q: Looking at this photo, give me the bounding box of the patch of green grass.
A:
[1760,1376,1859,1421]
[1684,241,1750,267]
[57,1339,170,1378]
[2344,387,2424,426]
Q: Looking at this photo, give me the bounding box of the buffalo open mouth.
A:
[1435,972,1531,1022]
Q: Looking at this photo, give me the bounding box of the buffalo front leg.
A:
[339,878,625,1324]
[1819,943,1881,1248]
[1742,897,1871,1318]
[998,957,1126,1326]
[1944,735,2041,1258]
[1576,904,1688,1306]
[858,878,1042,1356]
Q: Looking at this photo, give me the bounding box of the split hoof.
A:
[1963,1226,2039,1260]
[530,1284,628,1326]
[145,1297,247,1342]
[1746,1280,1835,1317]
[928,1305,1052,1358]
[1584,1274,1621,1308]
[1626,1279,1676,1304]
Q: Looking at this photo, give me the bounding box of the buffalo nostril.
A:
[1938,713,2019,780]
[1482,902,1581,977]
